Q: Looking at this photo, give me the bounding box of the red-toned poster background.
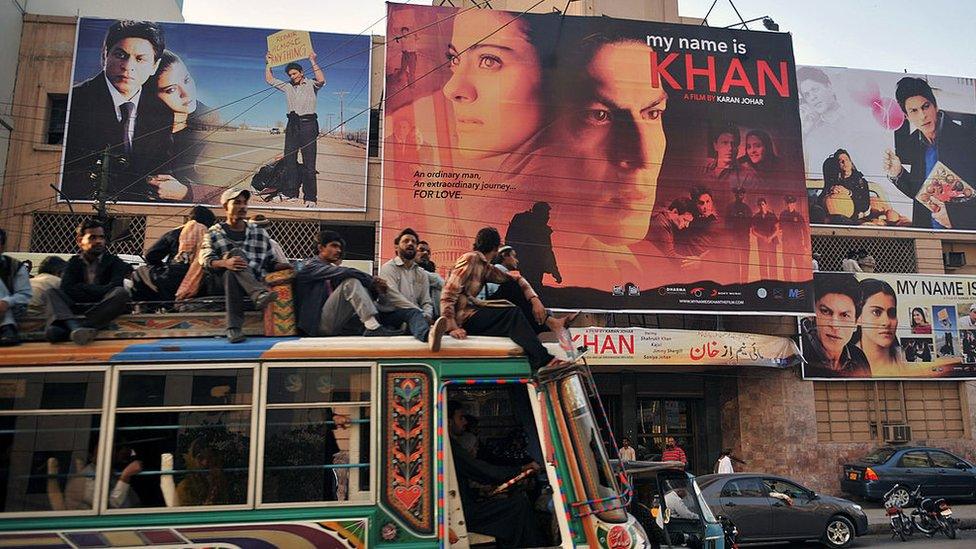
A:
[382,3,813,313]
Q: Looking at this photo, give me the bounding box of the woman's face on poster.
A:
[912,308,926,325]
[745,134,765,165]
[816,292,857,356]
[859,291,898,348]
[156,60,197,115]
[443,11,542,159]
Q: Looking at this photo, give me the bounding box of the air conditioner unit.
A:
[944,251,966,269]
[883,424,912,443]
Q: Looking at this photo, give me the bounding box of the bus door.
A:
[442,379,570,548]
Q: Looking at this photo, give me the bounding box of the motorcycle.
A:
[882,484,914,542]
[907,484,957,539]
[717,515,739,549]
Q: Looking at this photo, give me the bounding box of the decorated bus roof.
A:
[0,336,525,366]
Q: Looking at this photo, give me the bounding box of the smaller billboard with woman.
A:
[802,272,976,379]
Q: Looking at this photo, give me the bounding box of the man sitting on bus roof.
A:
[0,228,31,346]
[40,218,132,345]
[439,227,575,372]
[199,188,284,344]
[295,229,448,348]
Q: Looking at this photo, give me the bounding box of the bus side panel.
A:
[379,367,436,536]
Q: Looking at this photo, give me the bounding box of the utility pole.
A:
[326,113,336,135]
[88,146,124,236]
[333,91,348,138]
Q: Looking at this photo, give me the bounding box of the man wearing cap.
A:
[265,51,325,207]
[960,304,976,328]
[779,195,808,279]
[200,188,283,343]
[379,228,433,328]
[478,245,518,299]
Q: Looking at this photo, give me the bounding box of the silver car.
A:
[697,473,868,548]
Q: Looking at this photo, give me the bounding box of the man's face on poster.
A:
[799,79,836,115]
[713,132,736,168]
[287,68,304,85]
[815,292,857,358]
[104,37,159,98]
[903,95,938,140]
[695,193,715,217]
[563,40,667,246]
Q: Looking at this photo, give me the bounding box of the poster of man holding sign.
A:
[265,29,325,208]
[61,18,370,211]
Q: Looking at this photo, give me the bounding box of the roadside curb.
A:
[867,517,976,536]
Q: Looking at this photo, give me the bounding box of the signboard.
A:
[61,18,371,211]
[548,327,799,367]
[266,30,313,67]
[802,272,976,379]
[798,65,976,231]
[382,3,813,313]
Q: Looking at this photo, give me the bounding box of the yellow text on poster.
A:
[267,30,312,66]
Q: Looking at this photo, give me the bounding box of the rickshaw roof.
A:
[612,460,689,475]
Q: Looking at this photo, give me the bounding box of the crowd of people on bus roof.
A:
[1,189,578,372]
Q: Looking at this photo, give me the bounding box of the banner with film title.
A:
[381,3,813,313]
[802,272,976,380]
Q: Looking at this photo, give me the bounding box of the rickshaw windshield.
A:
[660,476,714,523]
[558,374,627,523]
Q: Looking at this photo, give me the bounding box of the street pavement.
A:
[781,529,972,547]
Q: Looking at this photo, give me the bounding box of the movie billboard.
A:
[799,66,976,231]
[60,18,371,211]
[802,272,976,380]
[382,3,813,313]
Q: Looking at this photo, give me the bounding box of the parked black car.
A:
[841,446,976,504]
[697,473,868,548]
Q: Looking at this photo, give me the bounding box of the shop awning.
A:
[548,327,800,368]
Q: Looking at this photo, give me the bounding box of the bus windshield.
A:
[558,374,627,523]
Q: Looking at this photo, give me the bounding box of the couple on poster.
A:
[382,4,812,311]
[802,272,971,379]
[62,20,219,204]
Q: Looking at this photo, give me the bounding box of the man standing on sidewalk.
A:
[265,51,325,207]
[661,437,688,467]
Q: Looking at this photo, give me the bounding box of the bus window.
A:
[110,367,253,510]
[446,384,560,547]
[261,366,371,505]
[0,370,104,513]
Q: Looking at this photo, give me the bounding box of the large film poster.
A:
[60,18,371,211]
[799,66,976,231]
[383,4,813,313]
[802,272,976,380]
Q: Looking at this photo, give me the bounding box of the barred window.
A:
[815,380,964,443]
[47,95,68,146]
[30,213,145,256]
[811,235,916,273]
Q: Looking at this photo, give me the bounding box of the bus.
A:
[0,335,653,548]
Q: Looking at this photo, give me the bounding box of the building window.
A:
[47,94,68,145]
[815,381,964,443]
[368,107,380,157]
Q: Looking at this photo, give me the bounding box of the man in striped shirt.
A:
[439,227,575,371]
[661,437,687,467]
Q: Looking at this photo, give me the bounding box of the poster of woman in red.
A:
[382,3,813,313]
